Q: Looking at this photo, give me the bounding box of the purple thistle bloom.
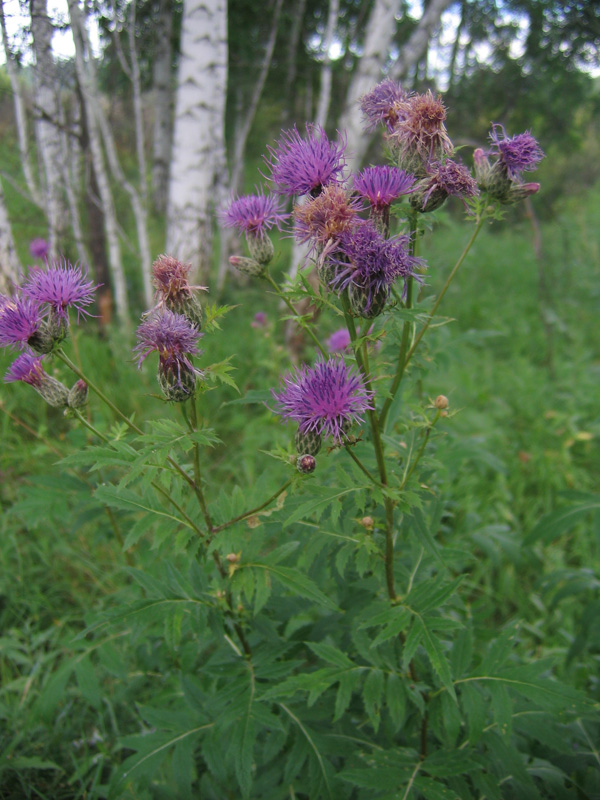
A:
[327,328,352,353]
[418,159,479,210]
[329,222,423,309]
[29,238,49,260]
[5,351,46,386]
[220,189,287,238]
[293,184,362,251]
[488,124,545,180]
[21,261,97,320]
[360,79,410,132]
[264,124,347,197]
[251,311,268,329]
[353,166,416,211]
[271,356,374,443]
[134,310,202,370]
[0,294,43,348]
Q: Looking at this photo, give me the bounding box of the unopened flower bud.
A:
[28,310,69,354]
[226,552,240,564]
[348,283,388,319]
[67,379,89,409]
[229,255,266,278]
[247,233,275,266]
[409,185,447,214]
[157,362,198,402]
[296,454,316,474]
[440,409,448,417]
[360,516,374,530]
[295,427,322,456]
[501,181,541,205]
[434,394,449,409]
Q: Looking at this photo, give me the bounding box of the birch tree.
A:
[0,180,20,292]
[166,0,228,280]
[30,0,67,258]
[151,0,173,214]
[390,0,455,82]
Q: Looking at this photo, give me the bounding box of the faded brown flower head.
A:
[152,255,207,303]
[392,90,453,164]
[293,185,361,252]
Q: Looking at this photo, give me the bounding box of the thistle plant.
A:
[2,85,593,800]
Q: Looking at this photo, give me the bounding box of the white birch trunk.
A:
[390,0,454,81]
[315,0,340,129]
[30,0,67,258]
[166,0,228,281]
[68,0,129,321]
[0,0,42,207]
[0,179,21,292]
[59,99,88,266]
[151,0,173,214]
[127,0,148,201]
[216,0,283,292]
[338,0,404,172]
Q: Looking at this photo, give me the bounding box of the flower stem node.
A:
[67,379,89,409]
[229,255,266,278]
[296,454,316,474]
[247,234,275,266]
[295,427,322,456]
[434,394,449,410]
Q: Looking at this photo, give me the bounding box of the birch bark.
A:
[390,0,454,81]
[151,0,173,214]
[166,0,228,281]
[0,0,42,207]
[68,0,129,321]
[0,179,20,292]
[30,0,67,258]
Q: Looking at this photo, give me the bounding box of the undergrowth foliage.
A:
[0,82,598,799]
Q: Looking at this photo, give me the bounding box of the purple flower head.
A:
[293,184,362,251]
[488,124,544,180]
[5,351,46,386]
[29,238,49,260]
[0,294,43,349]
[264,124,347,197]
[271,356,374,443]
[251,311,268,329]
[21,261,97,320]
[353,166,416,212]
[327,328,352,353]
[329,221,424,310]
[134,309,203,373]
[360,79,410,132]
[220,189,287,239]
[418,159,479,210]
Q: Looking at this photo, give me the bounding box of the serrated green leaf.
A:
[363,668,385,731]
[414,615,456,701]
[386,673,406,730]
[306,642,354,669]
[246,564,339,610]
[526,495,600,544]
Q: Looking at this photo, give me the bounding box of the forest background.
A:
[0,0,600,798]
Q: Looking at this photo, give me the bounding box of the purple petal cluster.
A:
[22,261,97,319]
[489,124,545,180]
[353,166,416,211]
[29,238,49,260]
[4,351,45,386]
[271,357,374,443]
[329,222,423,307]
[420,160,478,208]
[265,124,347,197]
[326,328,352,353]
[0,295,42,348]
[134,310,203,372]
[360,79,409,132]
[220,190,287,238]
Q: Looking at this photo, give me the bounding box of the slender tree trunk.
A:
[315,0,340,129]
[447,0,465,92]
[151,0,173,215]
[58,97,88,267]
[0,0,42,207]
[216,0,283,292]
[30,0,67,258]
[0,179,20,292]
[127,0,148,201]
[390,0,454,81]
[283,0,307,124]
[68,0,129,322]
[167,0,228,281]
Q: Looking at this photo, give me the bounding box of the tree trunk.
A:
[30,0,67,258]
[390,0,454,82]
[166,0,228,282]
[0,179,20,292]
[315,0,340,129]
[0,0,42,208]
[68,0,129,322]
[127,0,148,201]
[58,97,89,267]
[151,0,173,215]
[283,0,307,124]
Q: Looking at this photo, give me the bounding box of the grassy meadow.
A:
[0,185,599,797]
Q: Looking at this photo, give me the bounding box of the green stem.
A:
[400,412,439,490]
[403,215,484,372]
[212,479,292,534]
[187,398,214,532]
[263,273,327,357]
[344,446,381,487]
[57,350,198,493]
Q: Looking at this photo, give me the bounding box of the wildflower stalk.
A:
[211,479,293,534]
[344,445,382,488]
[262,273,327,357]
[186,396,214,532]
[400,411,440,490]
[341,293,396,600]
[403,214,485,372]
